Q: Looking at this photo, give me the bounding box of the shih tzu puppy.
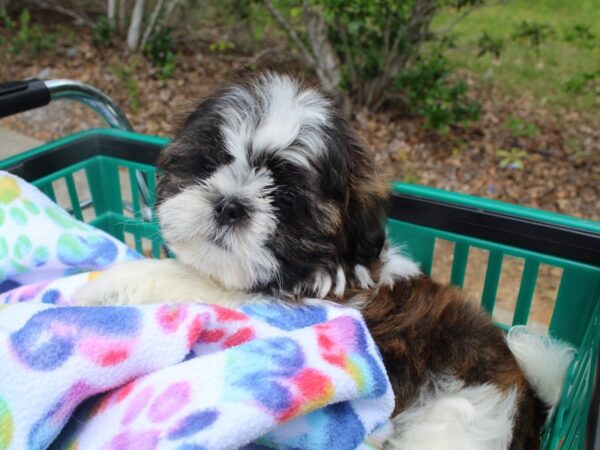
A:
[76,72,573,450]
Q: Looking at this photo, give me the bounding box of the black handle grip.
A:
[0,79,51,119]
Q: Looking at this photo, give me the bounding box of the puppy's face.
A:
[156,73,387,297]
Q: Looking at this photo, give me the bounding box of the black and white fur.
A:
[77,72,573,449]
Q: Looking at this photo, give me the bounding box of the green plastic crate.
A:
[1,128,599,450]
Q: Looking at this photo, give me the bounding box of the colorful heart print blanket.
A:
[0,172,395,450]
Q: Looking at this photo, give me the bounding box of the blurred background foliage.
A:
[1,0,598,130]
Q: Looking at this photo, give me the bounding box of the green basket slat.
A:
[40,183,56,202]
[35,160,91,185]
[551,268,600,346]
[513,260,540,326]
[144,171,162,258]
[562,367,590,449]
[387,220,435,276]
[481,251,503,314]
[549,365,586,450]
[551,299,600,449]
[86,159,123,240]
[128,168,142,219]
[104,160,125,241]
[568,360,591,422]
[64,173,83,221]
[87,213,116,233]
[146,171,157,218]
[450,242,469,288]
[134,234,144,254]
[0,129,169,171]
[151,240,161,258]
[84,160,108,219]
[544,404,566,450]
[127,167,144,252]
[389,220,598,274]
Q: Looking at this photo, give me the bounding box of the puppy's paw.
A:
[74,274,125,306]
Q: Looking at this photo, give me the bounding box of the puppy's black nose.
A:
[215,199,247,225]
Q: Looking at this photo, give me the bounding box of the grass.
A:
[432,0,600,115]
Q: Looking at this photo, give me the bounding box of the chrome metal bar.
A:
[44,79,152,220]
[44,79,133,131]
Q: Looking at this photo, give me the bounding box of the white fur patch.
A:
[220,86,257,163]
[158,179,280,291]
[333,266,347,297]
[206,163,275,200]
[366,421,395,449]
[506,326,575,408]
[354,264,374,289]
[75,259,253,308]
[386,376,518,450]
[219,73,331,168]
[343,294,370,310]
[378,247,421,288]
[312,270,333,299]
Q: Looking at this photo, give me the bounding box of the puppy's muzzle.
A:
[215,198,248,226]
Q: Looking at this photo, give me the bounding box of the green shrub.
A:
[209,39,236,53]
[11,8,56,55]
[92,16,115,47]
[512,21,554,48]
[264,0,483,115]
[563,24,595,43]
[505,115,538,139]
[143,26,177,79]
[0,10,15,30]
[477,31,503,58]
[396,52,480,132]
[563,70,600,94]
[110,63,140,112]
[496,148,528,170]
[157,50,177,79]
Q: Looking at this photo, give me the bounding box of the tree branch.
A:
[127,0,146,50]
[383,13,394,56]
[140,0,165,49]
[303,3,341,86]
[334,15,358,88]
[118,0,128,33]
[108,0,117,23]
[29,0,94,26]
[163,0,181,22]
[364,0,437,109]
[234,45,285,70]
[262,0,316,67]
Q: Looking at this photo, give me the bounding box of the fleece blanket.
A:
[0,172,395,450]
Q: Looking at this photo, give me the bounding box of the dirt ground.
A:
[1,24,598,331]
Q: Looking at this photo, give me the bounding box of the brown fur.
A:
[313,93,551,448]
[338,274,547,449]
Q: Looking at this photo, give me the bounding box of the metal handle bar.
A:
[44,79,133,131]
[0,78,151,216]
[0,78,132,131]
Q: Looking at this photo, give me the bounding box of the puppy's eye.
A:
[200,160,216,173]
[278,190,297,207]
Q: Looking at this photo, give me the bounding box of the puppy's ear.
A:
[155,94,231,204]
[326,118,388,268]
